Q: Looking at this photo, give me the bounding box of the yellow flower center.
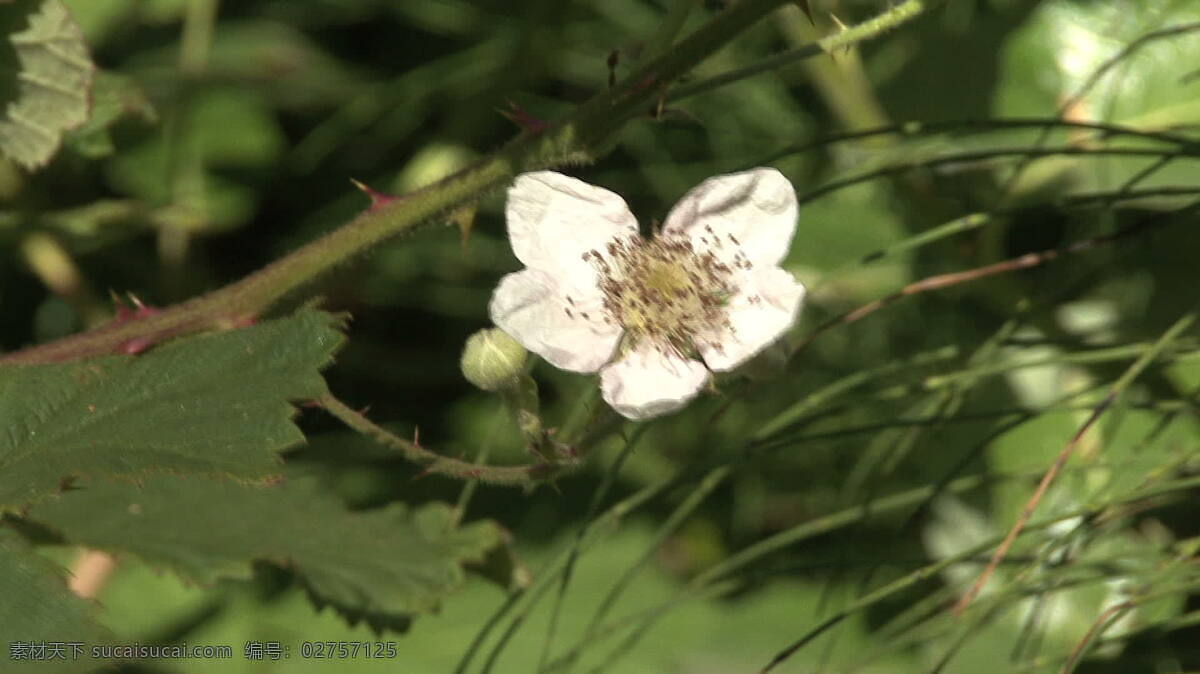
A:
[588,234,734,355]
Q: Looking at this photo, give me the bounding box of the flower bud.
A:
[460,328,527,391]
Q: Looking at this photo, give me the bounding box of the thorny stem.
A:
[0,0,925,365]
[668,0,925,103]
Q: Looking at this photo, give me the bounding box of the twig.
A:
[1061,601,1133,673]
[951,310,1198,616]
[319,394,575,487]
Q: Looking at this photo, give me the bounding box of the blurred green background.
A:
[4,0,1200,671]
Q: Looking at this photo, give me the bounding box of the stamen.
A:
[588,232,736,356]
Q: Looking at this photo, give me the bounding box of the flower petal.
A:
[489,269,620,373]
[507,171,639,290]
[600,343,710,420]
[662,167,798,269]
[699,267,806,372]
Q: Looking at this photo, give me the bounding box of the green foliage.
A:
[0,310,343,513]
[0,0,93,169]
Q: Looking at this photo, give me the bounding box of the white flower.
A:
[489,168,806,421]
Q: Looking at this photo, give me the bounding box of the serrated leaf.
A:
[0,528,111,671]
[0,0,95,169]
[26,475,507,631]
[0,309,345,513]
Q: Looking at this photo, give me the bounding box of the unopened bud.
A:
[461,328,527,391]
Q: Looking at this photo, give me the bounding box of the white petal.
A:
[489,269,620,373]
[600,343,710,420]
[699,267,806,372]
[506,171,639,290]
[662,167,798,269]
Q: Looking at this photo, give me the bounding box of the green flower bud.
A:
[461,328,528,391]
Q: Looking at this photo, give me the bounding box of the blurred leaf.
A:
[64,70,155,159]
[0,528,111,672]
[60,0,134,45]
[786,183,911,305]
[994,1,1200,194]
[26,474,509,631]
[0,309,344,513]
[204,21,363,109]
[0,0,95,169]
[106,87,284,231]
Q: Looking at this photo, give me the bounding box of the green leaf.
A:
[0,0,95,169]
[0,309,345,513]
[25,474,508,631]
[993,0,1200,194]
[0,528,111,672]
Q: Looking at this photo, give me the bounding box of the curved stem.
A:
[320,394,574,487]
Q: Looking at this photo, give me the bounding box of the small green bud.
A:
[461,328,528,391]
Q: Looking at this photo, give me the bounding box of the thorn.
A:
[793,0,814,25]
[412,426,422,448]
[350,178,399,211]
[452,203,478,248]
[829,13,854,56]
[526,442,550,462]
[111,291,161,323]
[499,101,547,135]
[413,466,433,481]
[649,106,702,125]
[607,49,620,89]
[632,73,657,93]
[118,337,155,355]
[356,405,372,417]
